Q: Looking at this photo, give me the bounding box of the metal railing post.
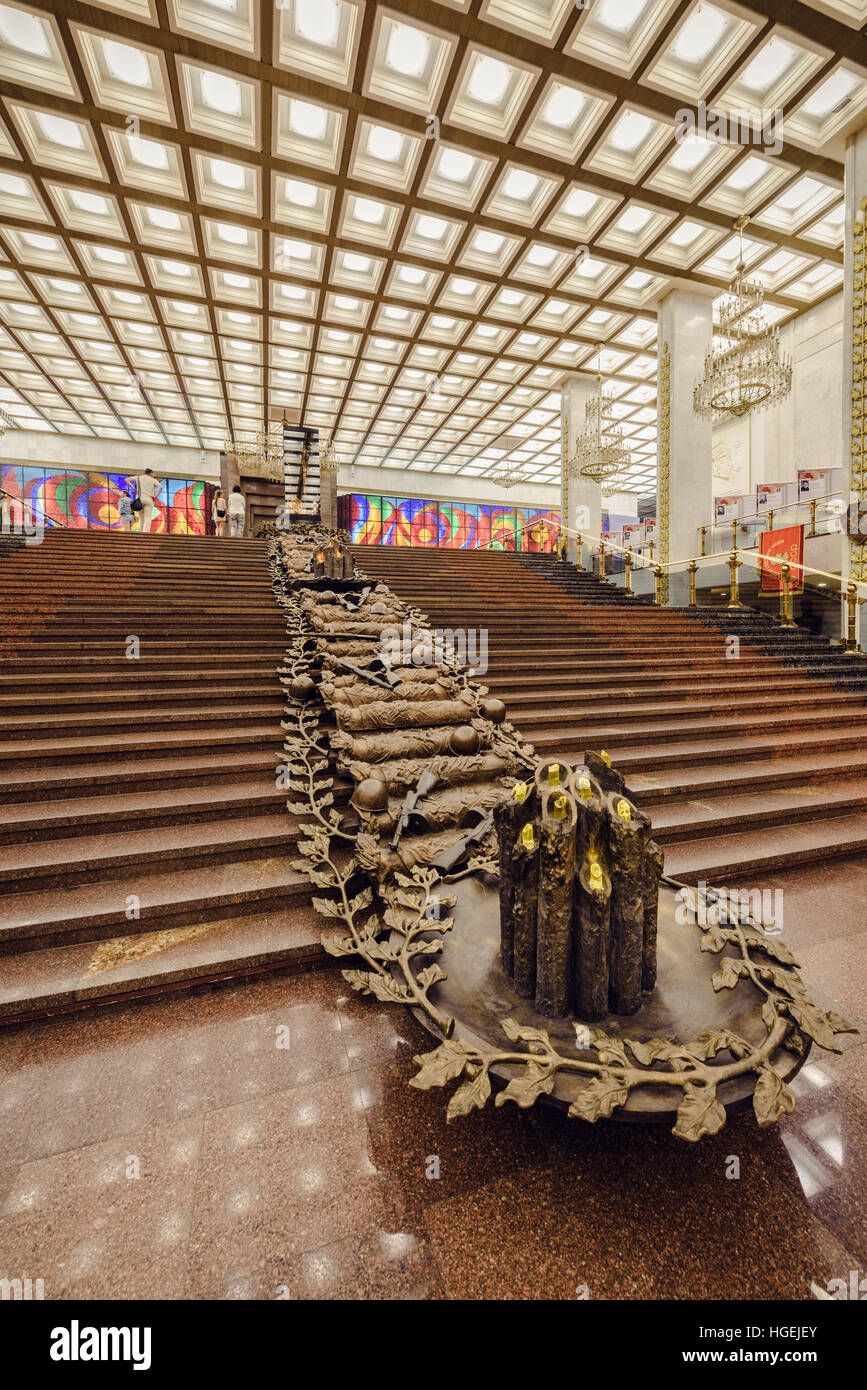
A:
[727,549,744,608]
[845,582,859,652]
[779,561,795,627]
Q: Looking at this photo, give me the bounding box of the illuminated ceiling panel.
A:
[0,0,849,492]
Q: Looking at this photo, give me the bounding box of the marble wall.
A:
[337,461,560,511]
[0,430,220,481]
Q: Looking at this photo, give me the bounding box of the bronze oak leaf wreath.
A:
[267,530,857,1142]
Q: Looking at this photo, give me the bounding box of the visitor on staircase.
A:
[212,488,228,537]
[117,489,133,531]
[134,469,161,534]
[228,484,246,537]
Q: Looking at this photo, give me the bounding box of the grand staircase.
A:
[0,530,325,1023]
[354,544,867,888]
[5,530,864,1024]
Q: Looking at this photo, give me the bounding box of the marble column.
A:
[843,123,867,648]
[560,374,600,565]
[655,285,715,603]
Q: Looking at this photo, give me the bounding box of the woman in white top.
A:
[212,488,227,537]
[227,485,246,538]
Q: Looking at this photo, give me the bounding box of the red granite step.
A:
[0,700,284,740]
[0,724,284,770]
[643,780,867,841]
[0,748,280,803]
[0,665,281,691]
[665,812,867,882]
[0,905,328,1023]
[0,682,281,715]
[0,780,289,843]
[0,530,333,1021]
[357,542,867,887]
[0,812,302,892]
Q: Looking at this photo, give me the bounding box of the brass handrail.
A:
[563,520,867,593]
[0,484,52,529]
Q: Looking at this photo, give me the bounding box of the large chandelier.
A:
[694,215,792,421]
[568,349,632,485]
[225,423,285,482]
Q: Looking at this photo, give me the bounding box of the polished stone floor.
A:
[0,886,865,1301]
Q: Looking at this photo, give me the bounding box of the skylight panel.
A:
[669,134,713,172]
[596,0,650,35]
[210,158,245,189]
[289,100,327,140]
[542,85,585,129]
[468,54,510,105]
[104,38,150,87]
[501,168,538,200]
[438,149,477,183]
[365,125,404,162]
[739,36,797,93]
[296,0,339,47]
[0,6,48,55]
[609,110,652,152]
[385,23,429,77]
[36,113,83,148]
[801,69,858,118]
[200,70,242,115]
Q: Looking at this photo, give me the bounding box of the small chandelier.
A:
[694,215,792,421]
[225,422,284,482]
[319,437,340,475]
[568,348,632,485]
[485,457,533,490]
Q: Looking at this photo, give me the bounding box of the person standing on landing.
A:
[227,484,246,538]
[117,489,133,531]
[212,488,228,537]
[135,468,161,534]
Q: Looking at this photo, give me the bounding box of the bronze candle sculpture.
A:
[497,755,663,1023]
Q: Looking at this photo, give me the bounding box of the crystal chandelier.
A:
[568,348,632,485]
[225,423,285,482]
[485,457,533,490]
[319,437,340,475]
[694,216,792,421]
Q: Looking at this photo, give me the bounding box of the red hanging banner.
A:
[759,523,805,594]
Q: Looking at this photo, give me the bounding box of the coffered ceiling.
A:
[0,0,862,494]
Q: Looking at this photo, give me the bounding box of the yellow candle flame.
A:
[548,763,560,787]
[589,861,603,885]
[616,798,631,822]
[553,795,567,820]
[578,776,591,800]
[512,781,529,803]
[521,824,535,852]
[600,749,612,767]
